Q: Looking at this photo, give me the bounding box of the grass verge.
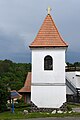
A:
[0,111,80,120]
[1,103,80,120]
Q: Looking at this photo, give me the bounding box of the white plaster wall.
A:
[31,47,66,108]
[31,86,66,108]
[66,72,80,88]
[32,48,66,84]
[66,72,77,87]
[76,76,80,88]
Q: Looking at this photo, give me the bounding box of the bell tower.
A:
[29,8,68,108]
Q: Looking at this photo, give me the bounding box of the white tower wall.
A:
[31,47,66,108]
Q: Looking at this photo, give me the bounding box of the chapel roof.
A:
[29,13,68,48]
[18,72,31,93]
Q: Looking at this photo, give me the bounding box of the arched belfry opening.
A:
[44,55,53,70]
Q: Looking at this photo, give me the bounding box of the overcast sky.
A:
[0,0,80,63]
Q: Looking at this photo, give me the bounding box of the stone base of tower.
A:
[30,101,67,112]
[31,85,66,108]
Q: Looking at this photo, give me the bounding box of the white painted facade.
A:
[31,86,66,108]
[31,47,66,108]
[66,72,80,89]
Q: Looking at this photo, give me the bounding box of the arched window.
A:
[44,55,53,70]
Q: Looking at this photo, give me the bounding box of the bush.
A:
[0,84,9,112]
[67,105,72,111]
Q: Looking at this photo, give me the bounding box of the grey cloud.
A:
[0,0,80,63]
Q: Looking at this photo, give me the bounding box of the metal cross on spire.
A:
[47,6,52,14]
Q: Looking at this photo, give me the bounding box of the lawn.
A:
[1,103,80,120]
[67,102,80,108]
[1,110,80,120]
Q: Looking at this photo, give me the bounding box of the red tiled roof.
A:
[29,14,68,48]
[18,72,31,93]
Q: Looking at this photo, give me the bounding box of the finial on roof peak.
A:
[47,6,52,14]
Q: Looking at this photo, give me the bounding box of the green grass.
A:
[1,103,80,120]
[67,103,80,108]
[1,111,80,120]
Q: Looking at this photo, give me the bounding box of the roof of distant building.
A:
[18,72,31,93]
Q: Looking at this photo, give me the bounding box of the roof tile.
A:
[29,14,68,48]
[18,72,31,93]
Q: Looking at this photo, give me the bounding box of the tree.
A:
[74,62,80,67]
[0,83,9,112]
[0,59,31,112]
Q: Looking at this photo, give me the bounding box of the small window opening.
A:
[44,55,53,70]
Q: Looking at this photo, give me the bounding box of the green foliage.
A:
[74,62,80,67]
[0,59,31,90]
[67,62,80,67]
[0,83,9,112]
[66,62,80,71]
[0,59,31,112]
[67,105,72,111]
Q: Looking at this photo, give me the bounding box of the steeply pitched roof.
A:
[18,72,31,93]
[29,14,68,48]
